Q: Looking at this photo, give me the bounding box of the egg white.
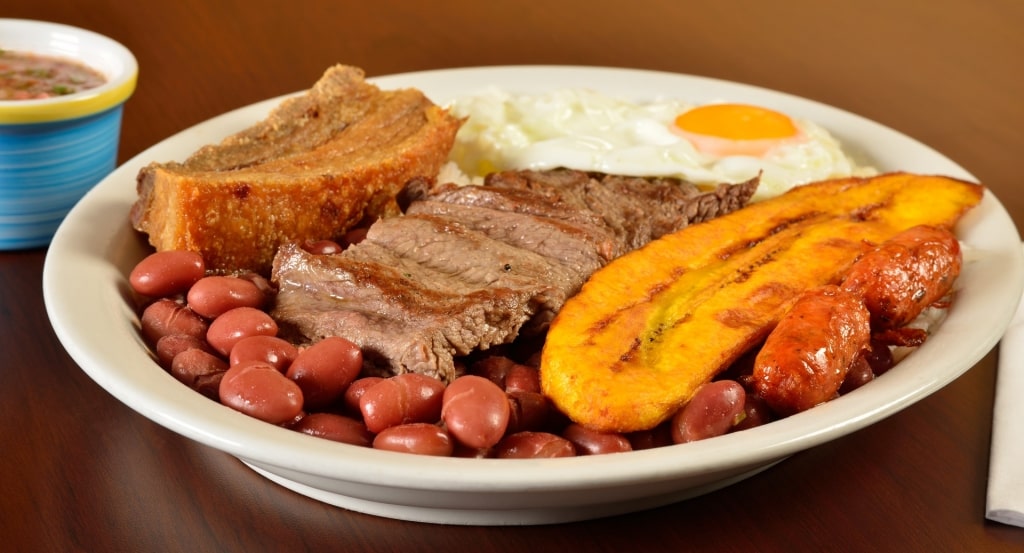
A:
[446,87,876,200]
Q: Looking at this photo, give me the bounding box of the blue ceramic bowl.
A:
[0,19,138,249]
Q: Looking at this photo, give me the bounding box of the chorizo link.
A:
[752,285,871,416]
[840,224,962,330]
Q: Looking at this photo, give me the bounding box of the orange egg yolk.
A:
[673,103,802,158]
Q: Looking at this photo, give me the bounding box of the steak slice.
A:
[272,240,552,382]
[482,169,759,249]
[271,170,759,382]
[401,176,613,234]
[404,200,614,277]
[355,213,580,327]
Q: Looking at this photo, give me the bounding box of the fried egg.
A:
[446,88,876,200]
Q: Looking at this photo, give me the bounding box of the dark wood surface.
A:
[3,1,1023,551]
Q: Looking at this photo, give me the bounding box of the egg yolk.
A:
[673,103,802,158]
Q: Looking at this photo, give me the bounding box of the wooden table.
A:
[3,1,1023,551]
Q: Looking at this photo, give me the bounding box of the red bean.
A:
[372,423,453,456]
[302,239,344,255]
[562,423,633,455]
[471,355,516,388]
[286,337,363,410]
[359,373,446,434]
[839,355,876,395]
[506,391,552,433]
[170,348,228,399]
[291,413,373,447]
[452,444,492,458]
[156,333,213,369]
[341,227,368,248]
[283,411,306,428]
[471,357,540,393]
[129,250,205,297]
[493,432,576,459]
[504,364,541,393]
[236,271,274,298]
[863,338,896,376]
[140,298,208,345]
[228,335,298,372]
[343,376,384,416]
[627,423,674,450]
[671,380,747,444]
[732,392,773,432]
[441,375,511,449]
[186,275,265,319]
[206,307,278,356]
[218,361,304,425]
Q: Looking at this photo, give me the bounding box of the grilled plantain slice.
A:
[539,173,983,433]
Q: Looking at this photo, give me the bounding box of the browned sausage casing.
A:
[752,285,871,416]
[841,224,962,330]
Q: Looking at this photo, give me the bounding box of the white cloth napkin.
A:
[986,243,1024,527]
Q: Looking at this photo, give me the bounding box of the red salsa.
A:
[0,49,107,100]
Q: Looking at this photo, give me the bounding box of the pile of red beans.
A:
[129,247,764,458]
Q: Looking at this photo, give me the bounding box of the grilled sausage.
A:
[841,225,962,330]
[752,285,871,416]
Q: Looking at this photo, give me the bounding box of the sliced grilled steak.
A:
[272,242,546,383]
[404,200,615,276]
[401,175,613,236]
[482,169,758,250]
[271,169,759,382]
[356,213,579,328]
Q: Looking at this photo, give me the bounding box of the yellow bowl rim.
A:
[0,19,139,124]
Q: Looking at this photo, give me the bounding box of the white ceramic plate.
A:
[43,66,1024,526]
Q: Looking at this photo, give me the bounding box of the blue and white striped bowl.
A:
[0,19,138,249]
